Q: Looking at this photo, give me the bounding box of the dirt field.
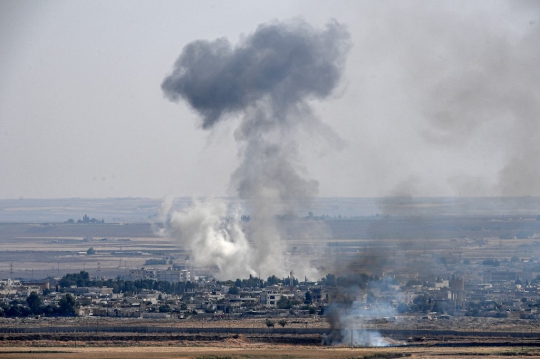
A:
[1,327,540,359]
[1,345,540,358]
[2,213,540,280]
[5,315,540,334]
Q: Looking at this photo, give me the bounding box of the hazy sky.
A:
[1,1,538,199]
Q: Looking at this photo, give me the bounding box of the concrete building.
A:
[260,291,281,307]
[157,269,190,283]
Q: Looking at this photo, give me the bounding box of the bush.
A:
[482,259,500,266]
[397,303,409,313]
[227,286,239,295]
[159,304,172,313]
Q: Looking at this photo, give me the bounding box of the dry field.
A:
[5,314,540,334]
[1,215,540,280]
[0,223,176,278]
[1,345,540,359]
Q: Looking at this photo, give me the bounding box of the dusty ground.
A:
[2,216,539,280]
[0,328,540,358]
[0,345,540,358]
[4,315,540,333]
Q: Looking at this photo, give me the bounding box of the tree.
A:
[87,247,96,255]
[159,304,172,313]
[397,303,409,313]
[267,275,281,286]
[228,286,239,295]
[6,305,24,317]
[58,294,77,315]
[277,296,292,309]
[482,259,500,266]
[278,319,288,327]
[412,295,433,313]
[304,291,312,305]
[26,292,42,315]
[265,319,274,327]
[60,271,90,288]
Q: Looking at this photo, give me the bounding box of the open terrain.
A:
[1,345,540,358]
[1,213,540,280]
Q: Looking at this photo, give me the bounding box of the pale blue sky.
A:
[1,1,538,198]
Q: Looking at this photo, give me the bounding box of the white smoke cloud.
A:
[165,198,255,280]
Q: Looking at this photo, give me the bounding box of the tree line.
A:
[1,292,76,317]
[58,271,197,295]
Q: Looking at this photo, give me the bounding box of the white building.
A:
[157,269,190,283]
[260,291,281,307]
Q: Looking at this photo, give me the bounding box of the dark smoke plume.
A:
[161,19,350,279]
[162,19,349,130]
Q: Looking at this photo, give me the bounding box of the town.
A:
[2,252,540,327]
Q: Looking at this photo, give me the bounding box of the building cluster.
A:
[395,253,540,319]
[1,255,540,321]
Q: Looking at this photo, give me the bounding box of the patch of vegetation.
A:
[351,354,411,359]
[196,354,297,359]
[144,259,167,265]
[196,356,296,359]
[0,351,74,354]
[58,271,197,294]
[442,351,539,357]
[65,214,104,224]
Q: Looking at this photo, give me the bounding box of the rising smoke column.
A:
[161,20,350,279]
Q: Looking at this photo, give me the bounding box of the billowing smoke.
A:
[161,19,350,279]
[166,198,253,279]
